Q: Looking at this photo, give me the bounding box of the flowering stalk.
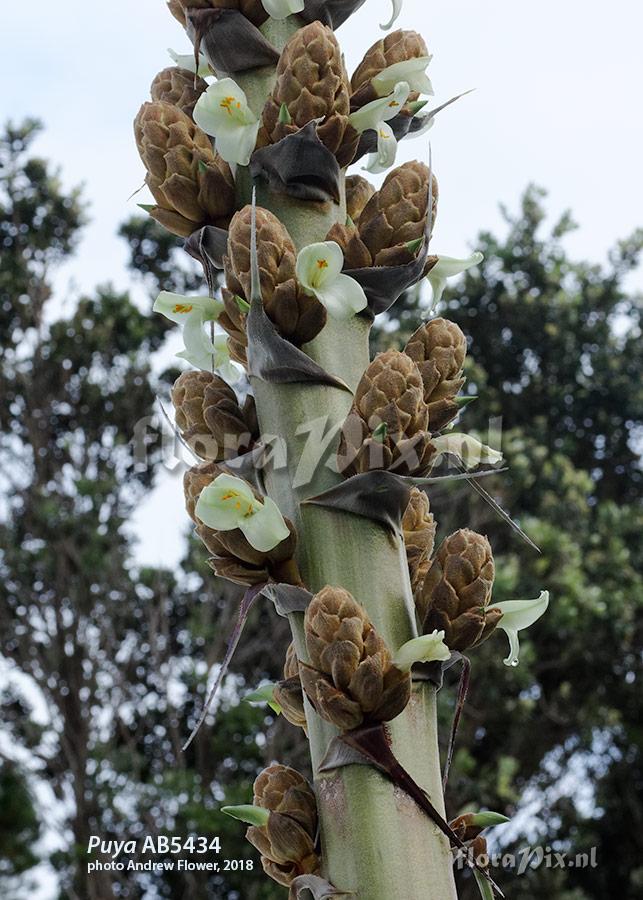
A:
[133,3,549,898]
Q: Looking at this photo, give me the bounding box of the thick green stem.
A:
[237,20,458,897]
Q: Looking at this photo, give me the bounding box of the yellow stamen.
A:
[316,259,329,270]
[173,303,193,314]
[222,490,239,501]
[220,96,237,116]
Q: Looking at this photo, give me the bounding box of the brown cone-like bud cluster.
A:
[150,67,209,117]
[346,175,376,224]
[327,162,438,270]
[418,529,501,651]
[257,22,360,167]
[134,101,235,237]
[274,643,308,731]
[338,350,436,477]
[404,317,467,431]
[246,765,320,887]
[183,462,298,585]
[168,0,268,28]
[171,370,258,460]
[351,30,430,107]
[402,488,437,595]
[299,586,411,730]
[223,206,327,350]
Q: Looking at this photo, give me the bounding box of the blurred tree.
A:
[0,121,294,900]
[374,187,642,899]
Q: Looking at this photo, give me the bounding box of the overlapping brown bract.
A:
[246,765,320,887]
[402,487,437,595]
[299,586,411,730]
[351,29,430,108]
[151,66,209,117]
[134,101,234,237]
[418,528,502,651]
[274,643,308,730]
[257,22,360,168]
[338,350,436,477]
[222,206,327,359]
[168,0,269,29]
[171,370,258,460]
[183,461,298,585]
[405,317,467,432]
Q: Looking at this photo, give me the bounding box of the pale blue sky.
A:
[2,0,642,569]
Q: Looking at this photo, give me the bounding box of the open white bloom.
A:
[394,630,451,672]
[372,57,434,97]
[349,81,411,134]
[428,251,484,308]
[153,291,231,372]
[193,78,260,166]
[381,0,403,30]
[492,591,550,667]
[261,0,305,18]
[365,122,398,174]
[431,433,503,468]
[195,474,290,552]
[296,242,367,318]
[168,48,211,78]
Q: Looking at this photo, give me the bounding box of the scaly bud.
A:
[418,529,500,651]
[274,643,308,730]
[404,317,467,431]
[134,101,234,237]
[219,289,249,368]
[299,586,411,730]
[150,67,209,117]
[246,765,320,887]
[183,462,298,585]
[402,487,436,594]
[225,206,327,346]
[168,0,268,28]
[257,22,359,166]
[357,161,438,266]
[171,370,258,460]
[345,174,376,223]
[351,30,431,106]
[337,350,436,477]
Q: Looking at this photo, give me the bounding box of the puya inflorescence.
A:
[134,2,549,897]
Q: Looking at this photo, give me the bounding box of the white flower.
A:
[261,0,305,19]
[296,242,367,319]
[372,57,434,98]
[364,122,398,174]
[195,474,290,552]
[153,291,231,372]
[381,0,403,30]
[394,630,451,672]
[348,82,411,134]
[193,78,260,167]
[431,433,503,468]
[492,591,550,667]
[427,251,484,307]
[168,48,211,78]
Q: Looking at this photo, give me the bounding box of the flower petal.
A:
[372,57,434,97]
[427,251,484,308]
[364,120,398,173]
[168,48,211,78]
[261,0,305,18]
[240,496,290,552]
[380,0,402,30]
[394,630,451,672]
[349,82,411,134]
[493,591,550,667]
[296,241,345,291]
[153,291,221,325]
[193,79,260,166]
[316,273,368,319]
[195,474,258,530]
[431,433,503,468]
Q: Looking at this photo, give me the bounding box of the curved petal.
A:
[500,628,521,668]
[179,315,217,370]
[394,631,450,672]
[372,57,434,97]
[296,241,345,291]
[493,592,550,667]
[431,433,503,468]
[193,79,259,164]
[364,120,398,173]
[427,251,484,308]
[262,0,305,18]
[168,48,211,78]
[240,496,290,552]
[214,121,260,167]
[153,292,217,325]
[317,273,368,319]
[195,476,258,531]
[380,0,402,30]
[349,82,410,133]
